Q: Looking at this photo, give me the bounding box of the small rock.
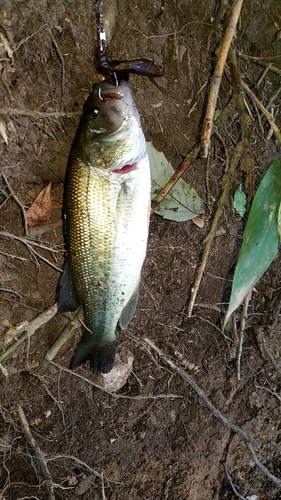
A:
[100,348,134,392]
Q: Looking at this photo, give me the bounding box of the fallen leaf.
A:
[26,182,61,227]
[147,142,205,222]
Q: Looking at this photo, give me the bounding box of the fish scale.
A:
[58,80,150,373]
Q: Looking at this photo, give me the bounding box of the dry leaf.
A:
[26,182,61,227]
[192,215,205,228]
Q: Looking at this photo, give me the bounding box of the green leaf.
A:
[225,159,281,325]
[214,109,222,121]
[233,183,246,217]
[147,142,205,222]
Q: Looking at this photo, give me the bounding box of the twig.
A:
[0,231,63,272]
[14,23,50,52]
[17,404,56,500]
[200,0,244,157]
[241,79,281,144]
[228,48,251,141]
[101,472,107,500]
[46,454,102,480]
[150,144,200,215]
[0,108,79,118]
[246,442,281,487]
[0,303,58,357]
[143,337,281,487]
[262,339,281,377]
[0,288,23,299]
[1,170,29,236]
[237,51,281,76]
[224,460,247,500]
[143,337,254,442]
[187,141,244,317]
[45,309,84,361]
[0,231,63,253]
[236,290,252,381]
[49,360,182,401]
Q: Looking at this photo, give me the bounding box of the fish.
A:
[58,80,151,374]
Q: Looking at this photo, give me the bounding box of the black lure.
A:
[95,47,163,85]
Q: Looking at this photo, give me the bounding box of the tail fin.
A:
[70,333,116,374]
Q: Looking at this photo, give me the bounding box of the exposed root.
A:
[17,404,56,500]
[49,360,182,401]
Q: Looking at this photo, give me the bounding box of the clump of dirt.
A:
[1,0,281,499]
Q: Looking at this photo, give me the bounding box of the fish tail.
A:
[70,332,116,374]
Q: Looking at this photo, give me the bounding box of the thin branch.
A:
[17,404,56,500]
[46,454,102,480]
[262,339,281,377]
[0,231,63,253]
[0,287,23,299]
[237,51,281,76]
[45,309,83,361]
[224,461,248,500]
[0,231,63,271]
[187,140,244,317]
[0,303,58,357]
[246,442,281,487]
[200,0,244,157]
[150,146,200,215]
[241,79,281,144]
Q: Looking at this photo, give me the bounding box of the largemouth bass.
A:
[58,80,150,373]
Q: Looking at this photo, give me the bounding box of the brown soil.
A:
[1,1,281,499]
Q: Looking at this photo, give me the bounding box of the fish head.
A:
[75,80,147,173]
[83,81,128,136]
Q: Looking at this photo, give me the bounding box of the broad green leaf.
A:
[233,183,246,217]
[147,142,205,222]
[225,159,281,325]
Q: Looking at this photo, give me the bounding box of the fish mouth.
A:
[97,84,124,102]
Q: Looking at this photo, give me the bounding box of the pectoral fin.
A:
[57,258,80,312]
[119,286,140,330]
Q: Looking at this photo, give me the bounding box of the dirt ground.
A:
[1,0,281,499]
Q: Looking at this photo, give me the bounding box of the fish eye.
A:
[87,107,99,117]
